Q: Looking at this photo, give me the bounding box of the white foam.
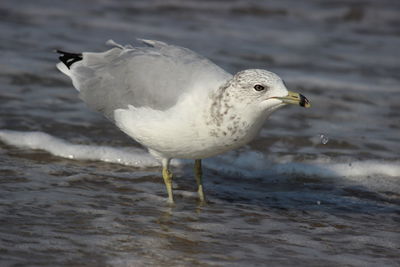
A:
[0,130,159,168]
[1,130,399,191]
[207,150,400,178]
[207,150,400,192]
[272,161,400,178]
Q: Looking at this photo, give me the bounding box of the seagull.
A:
[56,39,310,204]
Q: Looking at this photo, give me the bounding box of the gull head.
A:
[227,69,310,113]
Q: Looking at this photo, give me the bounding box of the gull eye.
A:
[253,84,265,91]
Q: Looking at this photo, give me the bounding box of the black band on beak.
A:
[299,94,310,107]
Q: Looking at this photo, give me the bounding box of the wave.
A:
[0,130,159,168]
[1,130,399,189]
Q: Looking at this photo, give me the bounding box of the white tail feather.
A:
[56,62,71,77]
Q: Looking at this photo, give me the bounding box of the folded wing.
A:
[57,40,231,120]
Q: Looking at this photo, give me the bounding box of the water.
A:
[1,0,399,266]
[319,134,329,145]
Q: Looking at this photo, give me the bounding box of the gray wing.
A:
[60,40,231,120]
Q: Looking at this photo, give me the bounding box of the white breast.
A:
[113,92,269,160]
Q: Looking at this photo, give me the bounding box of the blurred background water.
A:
[0,0,399,266]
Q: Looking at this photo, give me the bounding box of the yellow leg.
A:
[194,159,206,203]
[162,159,174,204]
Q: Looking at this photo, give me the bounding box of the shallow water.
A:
[1,0,399,266]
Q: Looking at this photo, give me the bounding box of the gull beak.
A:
[274,91,311,108]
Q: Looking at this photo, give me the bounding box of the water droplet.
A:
[317,201,321,205]
[319,134,329,145]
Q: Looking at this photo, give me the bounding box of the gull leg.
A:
[162,158,174,204]
[194,159,206,203]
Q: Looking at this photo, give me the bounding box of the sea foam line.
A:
[1,130,399,181]
[0,130,159,168]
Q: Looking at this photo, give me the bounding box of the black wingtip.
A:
[56,50,83,69]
